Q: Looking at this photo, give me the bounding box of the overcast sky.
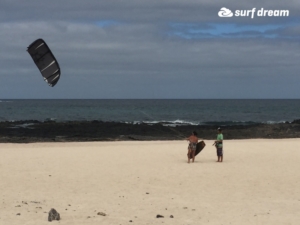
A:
[0,0,299,99]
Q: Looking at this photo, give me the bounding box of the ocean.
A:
[0,99,300,125]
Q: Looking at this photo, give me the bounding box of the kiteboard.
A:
[188,141,206,159]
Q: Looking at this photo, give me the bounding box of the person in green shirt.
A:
[215,128,223,162]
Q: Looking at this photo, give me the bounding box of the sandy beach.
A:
[0,139,299,225]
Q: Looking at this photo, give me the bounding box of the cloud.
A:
[0,0,300,98]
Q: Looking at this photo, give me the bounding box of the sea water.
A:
[0,99,299,125]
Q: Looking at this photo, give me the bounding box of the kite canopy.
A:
[27,39,61,87]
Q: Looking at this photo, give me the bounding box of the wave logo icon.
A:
[218,7,233,17]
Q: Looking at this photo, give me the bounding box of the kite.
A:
[27,39,61,87]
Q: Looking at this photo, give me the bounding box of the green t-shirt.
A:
[217,133,223,148]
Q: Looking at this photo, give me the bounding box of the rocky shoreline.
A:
[1,120,300,143]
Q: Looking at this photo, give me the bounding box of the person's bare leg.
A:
[187,149,191,163]
[192,150,195,162]
[220,155,223,162]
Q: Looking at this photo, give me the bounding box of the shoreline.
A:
[1,120,300,143]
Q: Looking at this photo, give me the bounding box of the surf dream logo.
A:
[218,7,233,17]
[218,7,289,19]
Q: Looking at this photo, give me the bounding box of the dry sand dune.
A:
[0,139,299,225]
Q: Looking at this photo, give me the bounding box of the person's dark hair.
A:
[193,131,198,136]
[218,127,222,132]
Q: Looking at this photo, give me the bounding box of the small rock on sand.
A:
[48,208,60,222]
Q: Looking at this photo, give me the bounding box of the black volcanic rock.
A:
[291,119,300,124]
[0,120,300,143]
[48,208,60,222]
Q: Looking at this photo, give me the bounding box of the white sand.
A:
[0,139,300,225]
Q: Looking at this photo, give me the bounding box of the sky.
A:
[0,0,299,99]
